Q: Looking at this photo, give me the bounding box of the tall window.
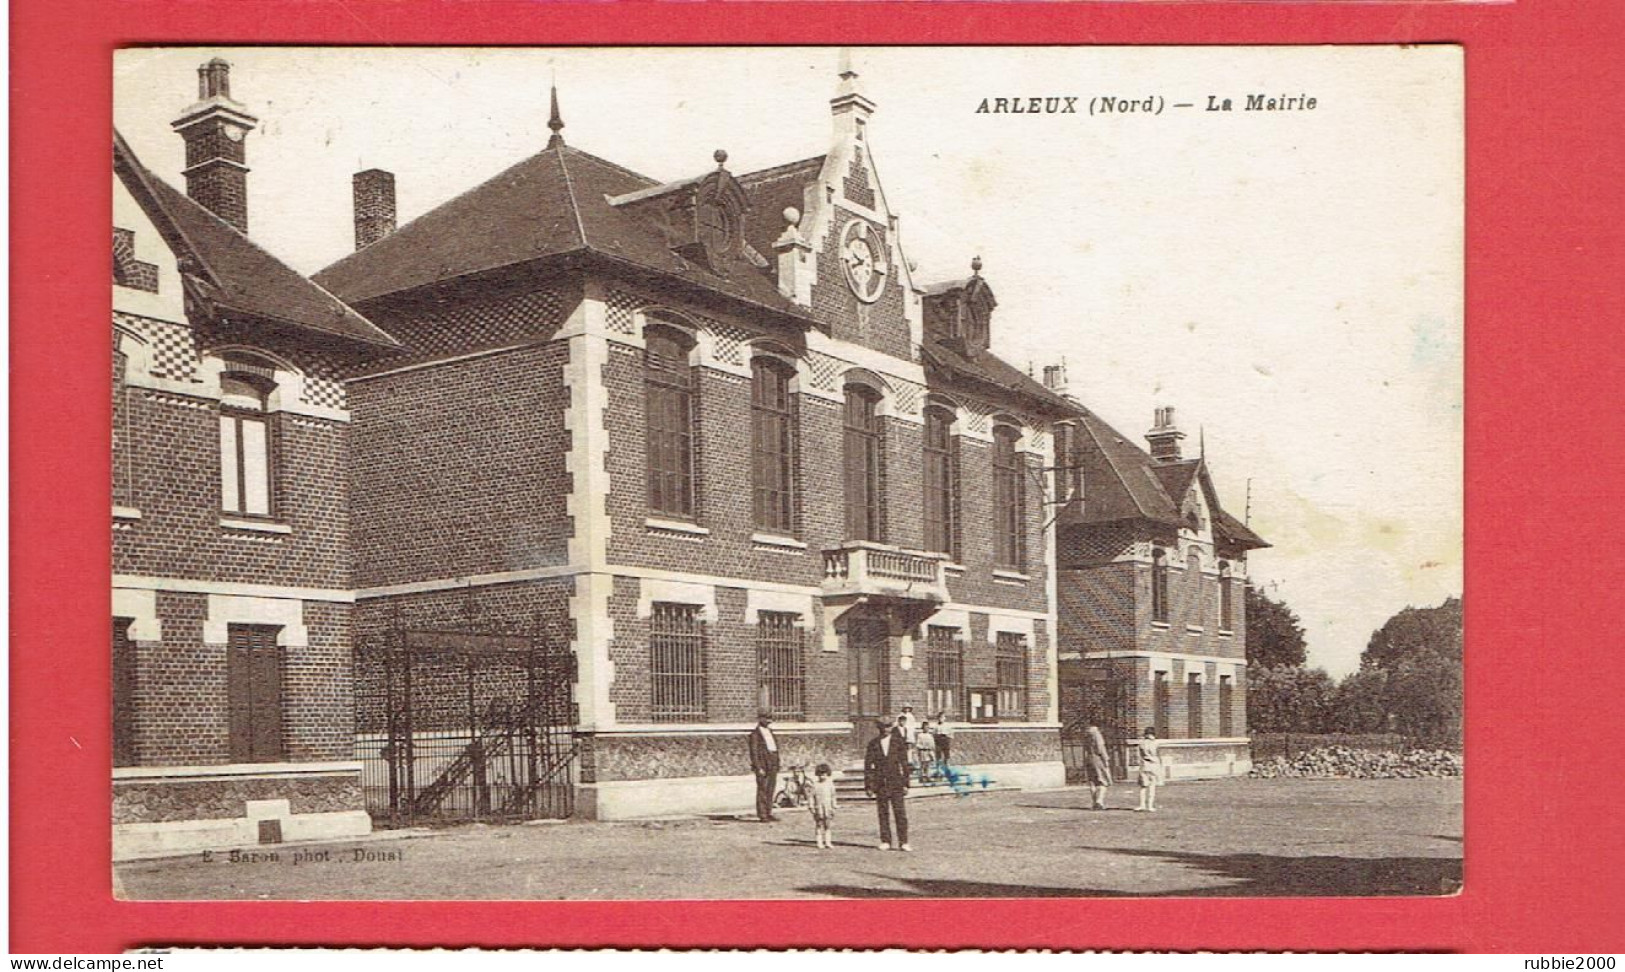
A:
[1052,421,1080,503]
[925,625,964,719]
[1219,675,1234,736]
[993,425,1023,568]
[650,603,705,721]
[1153,670,1170,737]
[995,632,1028,720]
[227,624,284,763]
[922,406,958,557]
[1151,548,1170,623]
[756,612,805,719]
[1219,562,1235,631]
[751,358,796,534]
[646,325,696,518]
[843,385,884,542]
[219,371,275,517]
[112,618,136,767]
[1188,673,1204,738]
[1188,550,1204,622]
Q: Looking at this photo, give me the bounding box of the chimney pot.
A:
[353,169,397,250]
[1146,407,1185,462]
[175,58,257,234]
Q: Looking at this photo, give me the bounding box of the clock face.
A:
[840,219,888,303]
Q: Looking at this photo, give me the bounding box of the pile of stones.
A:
[1250,746,1463,779]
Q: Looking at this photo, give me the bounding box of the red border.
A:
[12,0,1625,954]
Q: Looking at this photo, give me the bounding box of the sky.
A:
[113,46,1464,678]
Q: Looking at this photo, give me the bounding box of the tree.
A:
[1246,587,1307,669]
[1333,596,1463,746]
[1248,664,1336,733]
[1330,666,1390,734]
[1362,597,1462,670]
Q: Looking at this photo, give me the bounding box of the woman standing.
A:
[1136,727,1164,813]
[1084,722,1113,810]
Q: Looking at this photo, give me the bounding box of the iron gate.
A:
[355,626,577,826]
[1060,667,1133,784]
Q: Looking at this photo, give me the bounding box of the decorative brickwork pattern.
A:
[113,228,160,293]
[844,148,877,210]
[359,289,568,371]
[606,289,640,336]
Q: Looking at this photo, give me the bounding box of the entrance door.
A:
[849,619,890,721]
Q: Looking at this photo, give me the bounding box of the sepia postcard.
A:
[107,45,1463,902]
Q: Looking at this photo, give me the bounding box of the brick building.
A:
[110,60,401,856]
[1049,395,1270,780]
[112,58,1268,851]
[311,63,1072,820]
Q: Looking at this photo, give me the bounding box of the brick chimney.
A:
[171,58,258,234]
[352,169,397,249]
[1146,406,1185,463]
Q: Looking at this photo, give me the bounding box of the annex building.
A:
[111,57,1265,858]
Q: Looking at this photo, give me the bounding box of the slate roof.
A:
[920,341,1077,419]
[113,131,399,349]
[1065,407,1269,550]
[313,141,817,329]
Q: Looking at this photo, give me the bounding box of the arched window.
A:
[843,384,884,542]
[751,357,796,535]
[1151,547,1170,623]
[645,324,696,518]
[922,404,959,557]
[218,360,278,518]
[992,425,1023,569]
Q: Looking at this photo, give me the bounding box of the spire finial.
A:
[971,255,983,275]
[547,83,566,148]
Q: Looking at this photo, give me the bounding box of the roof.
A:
[736,156,824,272]
[113,131,399,349]
[920,341,1077,418]
[313,141,818,328]
[1063,409,1269,550]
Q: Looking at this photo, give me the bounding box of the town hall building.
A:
[110,56,1264,857]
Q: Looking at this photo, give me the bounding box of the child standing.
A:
[809,763,838,848]
[1136,727,1163,812]
[914,721,937,782]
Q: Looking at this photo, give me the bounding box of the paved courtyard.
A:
[116,778,1463,900]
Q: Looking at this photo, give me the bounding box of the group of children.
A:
[803,716,1171,849]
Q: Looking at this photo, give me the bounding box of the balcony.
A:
[821,542,949,603]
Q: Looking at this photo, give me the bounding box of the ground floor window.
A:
[112,617,136,767]
[925,625,964,719]
[227,624,284,762]
[1220,675,1234,736]
[995,632,1028,720]
[1188,674,1204,738]
[756,612,804,719]
[651,603,706,721]
[1153,670,1170,737]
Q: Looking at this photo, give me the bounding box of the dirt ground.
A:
[115,777,1463,900]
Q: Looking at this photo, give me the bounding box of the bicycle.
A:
[774,763,812,809]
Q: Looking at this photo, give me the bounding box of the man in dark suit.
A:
[863,716,912,850]
[747,711,781,822]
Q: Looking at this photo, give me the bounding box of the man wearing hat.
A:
[864,716,912,850]
[747,710,781,822]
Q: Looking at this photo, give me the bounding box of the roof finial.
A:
[971,255,983,276]
[714,149,729,170]
[547,83,566,149]
[1200,425,1206,460]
